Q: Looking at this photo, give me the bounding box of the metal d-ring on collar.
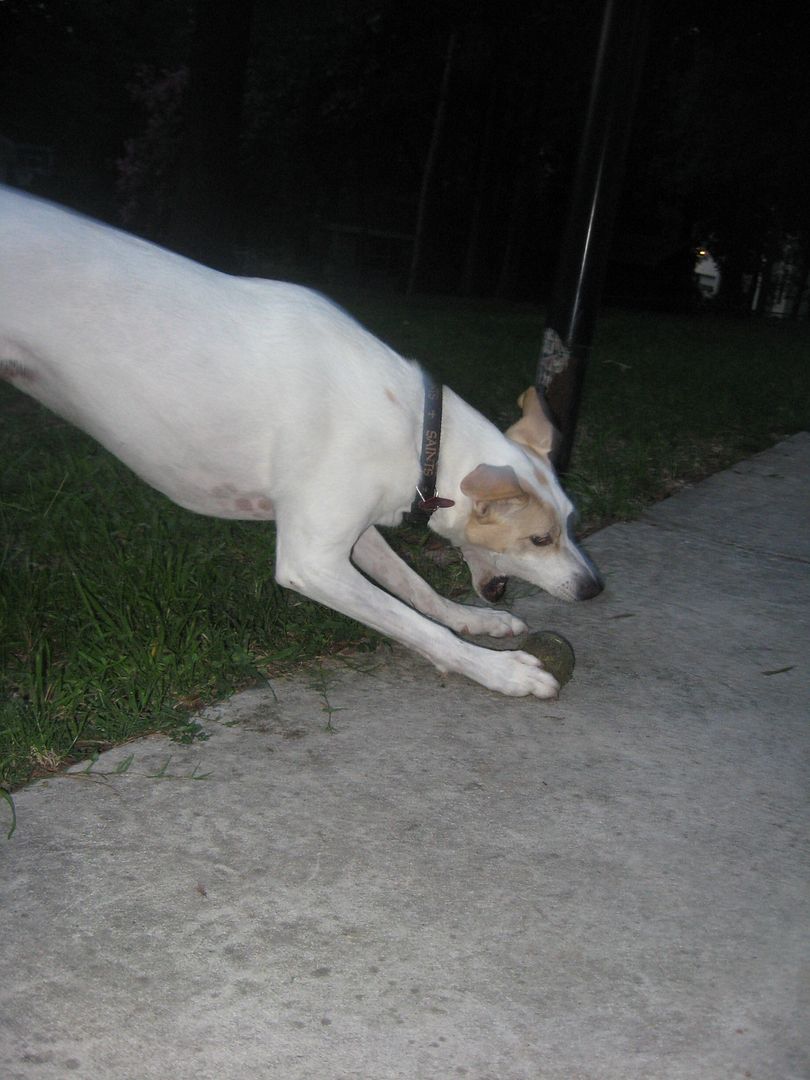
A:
[407,371,455,525]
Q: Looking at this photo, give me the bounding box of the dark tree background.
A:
[1,0,808,310]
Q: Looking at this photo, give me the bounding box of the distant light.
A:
[697,249,708,258]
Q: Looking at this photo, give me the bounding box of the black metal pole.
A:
[537,0,650,475]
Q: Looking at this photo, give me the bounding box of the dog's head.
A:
[458,388,602,604]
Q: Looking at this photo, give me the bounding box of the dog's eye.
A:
[530,533,553,547]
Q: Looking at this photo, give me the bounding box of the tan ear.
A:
[505,386,558,459]
[460,464,526,518]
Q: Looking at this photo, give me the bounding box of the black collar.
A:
[407,371,455,525]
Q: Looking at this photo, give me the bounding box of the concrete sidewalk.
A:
[2,434,809,1080]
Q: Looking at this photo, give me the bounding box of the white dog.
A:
[0,186,602,697]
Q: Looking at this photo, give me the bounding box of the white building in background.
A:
[694,247,721,298]
[750,234,809,319]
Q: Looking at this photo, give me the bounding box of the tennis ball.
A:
[521,631,576,687]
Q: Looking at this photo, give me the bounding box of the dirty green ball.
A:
[522,631,576,687]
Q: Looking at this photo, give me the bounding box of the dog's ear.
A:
[460,464,527,519]
[505,386,558,459]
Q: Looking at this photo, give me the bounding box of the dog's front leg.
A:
[351,527,527,638]
[275,528,558,699]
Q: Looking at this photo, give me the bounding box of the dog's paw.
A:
[451,605,528,639]
[463,647,560,698]
[497,649,561,698]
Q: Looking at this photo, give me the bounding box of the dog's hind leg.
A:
[351,527,527,638]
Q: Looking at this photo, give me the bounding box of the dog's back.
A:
[0,186,418,516]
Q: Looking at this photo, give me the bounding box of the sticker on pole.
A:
[539,327,570,386]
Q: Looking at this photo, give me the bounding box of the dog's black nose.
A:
[575,573,603,601]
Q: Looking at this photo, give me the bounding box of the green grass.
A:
[2,297,809,788]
